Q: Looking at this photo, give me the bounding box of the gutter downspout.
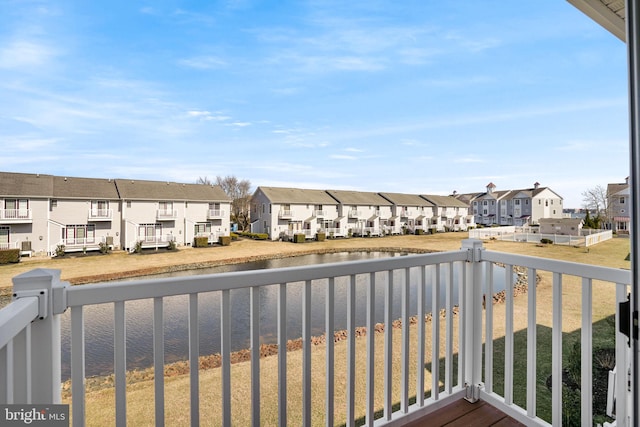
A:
[627,0,640,424]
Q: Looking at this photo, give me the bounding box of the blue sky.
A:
[0,1,629,208]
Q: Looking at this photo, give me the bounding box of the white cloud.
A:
[0,39,57,69]
[178,56,227,69]
[330,154,357,160]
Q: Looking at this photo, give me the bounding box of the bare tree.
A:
[196,176,212,185]
[582,185,609,226]
[215,175,252,231]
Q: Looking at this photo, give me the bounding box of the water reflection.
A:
[61,252,507,379]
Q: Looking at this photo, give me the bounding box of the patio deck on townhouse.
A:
[0,239,630,426]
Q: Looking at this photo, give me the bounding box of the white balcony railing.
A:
[207,209,225,219]
[0,241,19,250]
[348,209,361,218]
[0,240,632,426]
[88,209,113,220]
[0,209,32,222]
[156,209,178,220]
[278,209,293,219]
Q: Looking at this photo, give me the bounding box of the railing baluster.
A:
[581,278,593,425]
[383,270,393,420]
[485,261,494,394]
[13,324,29,403]
[551,273,563,427]
[153,297,165,426]
[70,306,85,427]
[221,289,231,427]
[250,287,261,427]
[416,265,426,406]
[445,262,453,394]
[188,293,199,426]
[5,340,14,404]
[302,280,311,426]
[277,283,287,426]
[114,301,127,427]
[0,341,7,402]
[504,263,514,405]
[326,277,335,427]
[401,267,410,413]
[366,272,375,426]
[458,261,465,388]
[526,268,537,418]
[431,264,440,400]
[615,282,629,425]
[346,275,356,426]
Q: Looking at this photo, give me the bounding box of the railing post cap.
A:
[12,268,64,290]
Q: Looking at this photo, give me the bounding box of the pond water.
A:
[60,252,508,379]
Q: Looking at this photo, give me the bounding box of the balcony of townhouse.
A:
[347,209,362,219]
[278,209,294,219]
[87,208,113,221]
[196,231,221,245]
[156,209,178,221]
[0,209,32,223]
[207,209,226,220]
[315,209,326,218]
[52,236,107,255]
[0,239,631,426]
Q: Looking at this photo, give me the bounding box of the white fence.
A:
[0,240,632,426]
[469,226,613,247]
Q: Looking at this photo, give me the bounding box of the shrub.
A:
[540,238,554,244]
[293,233,305,243]
[99,242,111,254]
[133,241,142,254]
[316,232,326,242]
[194,237,209,248]
[237,232,268,240]
[0,249,20,264]
[230,232,239,240]
[415,229,424,235]
[167,240,177,251]
[219,235,231,246]
[55,244,66,257]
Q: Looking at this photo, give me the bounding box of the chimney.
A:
[626,176,630,185]
[534,182,540,189]
[486,182,496,194]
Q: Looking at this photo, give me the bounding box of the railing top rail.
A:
[66,249,468,306]
[0,296,39,349]
[482,249,631,284]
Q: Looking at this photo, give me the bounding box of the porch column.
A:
[461,239,484,401]
[12,269,68,404]
[628,0,640,423]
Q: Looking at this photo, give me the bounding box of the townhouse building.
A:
[251,187,340,240]
[607,177,630,233]
[456,182,563,226]
[378,192,434,234]
[0,171,231,255]
[324,190,395,237]
[421,194,474,231]
[117,179,231,251]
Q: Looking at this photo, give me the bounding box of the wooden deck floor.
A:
[402,399,527,427]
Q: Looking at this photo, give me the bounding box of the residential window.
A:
[64,224,96,244]
[4,199,29,218]
[195,223,212,235]
[138,223,161,242]
[262,204,266,214]
[526,200,529,205]
[159,201,173,211]
[483,201,488,206]
[51,199,57,209]
[545,200,549,207]
[491,201,495,205]
[621,197,625,204]
[515,200,520,205]
[127,201,132,208]
[0,226,9,248]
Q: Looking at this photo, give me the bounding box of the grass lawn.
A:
[2,233,630,425]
